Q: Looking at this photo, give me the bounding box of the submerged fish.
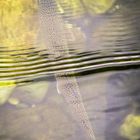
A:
[38,1,96,139]
[56,75,96,139]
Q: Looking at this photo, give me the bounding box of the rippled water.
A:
[0,0,140,83]
[0,0,140,140]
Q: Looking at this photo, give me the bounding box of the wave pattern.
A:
[0,47,140,82]
[0,0,140,84]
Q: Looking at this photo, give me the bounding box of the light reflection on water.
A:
[0,0,140,140]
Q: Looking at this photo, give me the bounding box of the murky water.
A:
[0,0,140,140]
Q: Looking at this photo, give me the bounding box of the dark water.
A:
[0,0,140,140]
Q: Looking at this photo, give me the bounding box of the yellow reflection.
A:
[120,114,140,140]
[56,0,116,16]
[83,0,116,14]
[0,82,16,105]
[0,80,16,87]
[0,1,50,106]
[56,0,84,17]
[8,97,20,105]
[0,0,38,91]
[0,0,38,50]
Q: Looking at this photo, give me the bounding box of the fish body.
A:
[38,1,96,139]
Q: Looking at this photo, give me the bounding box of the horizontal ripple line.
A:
[0,49,140,82]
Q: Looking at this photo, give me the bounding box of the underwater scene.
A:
[0,0,140,140]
